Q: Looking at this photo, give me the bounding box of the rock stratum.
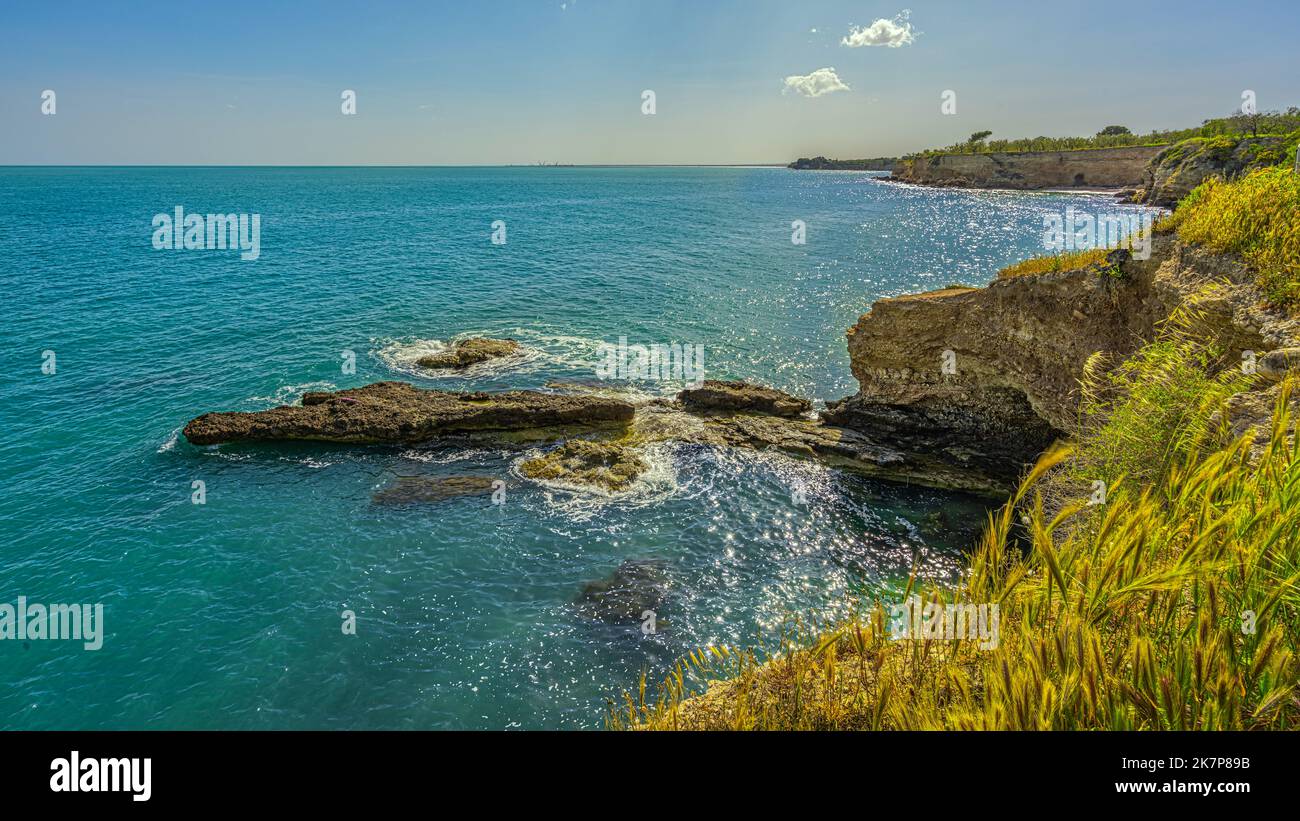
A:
[890,145,1165,189]
[182,381,636,445]
[182,377,1000,495]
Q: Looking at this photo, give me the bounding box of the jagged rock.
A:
[183,382,634,445]
[629,402,1006,494]
[677,380,812,418]
[1258,348,1300,383]
[371,475,497,505]
[416,337,520,369]
[574,559,669,623]
[822,389,1060,487]
[519,439,648,492]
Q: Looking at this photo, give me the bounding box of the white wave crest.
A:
[245,381,337,407]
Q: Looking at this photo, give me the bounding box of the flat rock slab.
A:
[677,379,812,418]
[183,381,635,446]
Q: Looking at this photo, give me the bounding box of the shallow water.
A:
[0,167,1156,728]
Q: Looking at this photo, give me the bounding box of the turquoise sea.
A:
[0,167,1155,729]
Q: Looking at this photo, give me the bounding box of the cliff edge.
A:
[890,145,1165,189]
[824,234,1300,489]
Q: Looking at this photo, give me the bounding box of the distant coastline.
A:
[787,156,897,171]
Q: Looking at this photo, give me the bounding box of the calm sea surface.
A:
[0,167,1154,728]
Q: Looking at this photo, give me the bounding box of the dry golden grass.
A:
[997,248,1111,280]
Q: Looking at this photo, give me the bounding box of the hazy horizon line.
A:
[0,162,805,169]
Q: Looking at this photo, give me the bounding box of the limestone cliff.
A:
[890,146,1164,189]
[824,234,1300,489]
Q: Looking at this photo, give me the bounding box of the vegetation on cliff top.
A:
[611,313,1298,730]
[1161,165,1300,309]
[910,108,1300,158]
[995,145,1298,307]
[996,248,1112,280]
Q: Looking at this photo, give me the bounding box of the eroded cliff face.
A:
[891,146,1164,189]
[1136,135,1293,207]
[824,234,1300,491]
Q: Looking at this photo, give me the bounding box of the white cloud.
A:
[782,67,850,98]
[841,10,915,48]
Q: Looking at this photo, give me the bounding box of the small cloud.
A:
[841,10,915,48]
[782,67,850,98]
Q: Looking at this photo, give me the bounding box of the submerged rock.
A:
[417,337,521,369]
[182,381,634,446]
[574,558,669,623]
[519,439,648,492]
[371,475,498,505]
[677,380,812,418]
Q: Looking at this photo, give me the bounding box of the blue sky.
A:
[2,0,1298,164]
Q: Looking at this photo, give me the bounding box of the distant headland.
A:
[787,156,897,171]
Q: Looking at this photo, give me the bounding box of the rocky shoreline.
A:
[183,229,1300,503]
[183,131,1300,503]
[870,134,1291,204]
